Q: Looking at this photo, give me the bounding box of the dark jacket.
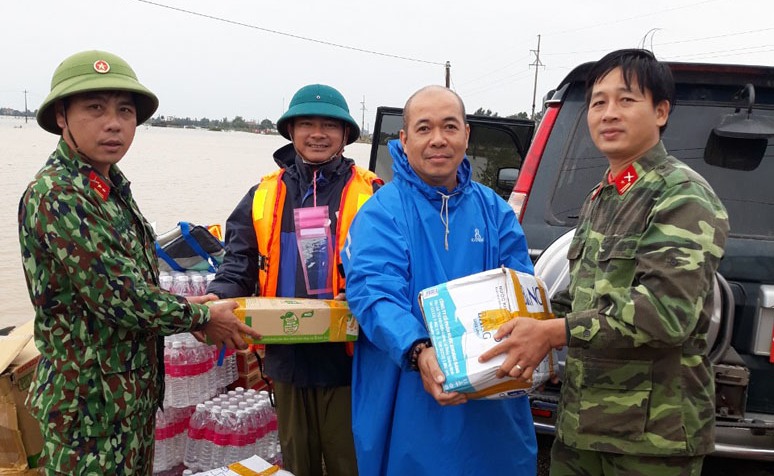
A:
[207,144,379,386]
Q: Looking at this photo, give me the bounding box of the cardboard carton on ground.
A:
[234,348,260,374]
[217,297,358,344]
[418,267,558,399]
[229,367,270,392]
[193,454,293,475]
[0,320,43,472]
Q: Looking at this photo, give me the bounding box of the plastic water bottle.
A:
[253,400,269,459]
[174,341,187,407]
[211,407,233,468]
[159,272,173,291]
[173,407,189,467]
[190,273,207,296]
[153,408,167,471]
[184,403,208,471]
[171,273,192,296]
[243,405,261,459]
[202,344,219,401]
[154,407,180,472]
[163,336,177,407]
[227,350,238,385]
[196,344,212,404]
[225,409,249,464]
[263,398,279,463]
[198,404,221,471]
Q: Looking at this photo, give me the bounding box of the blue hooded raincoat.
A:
[341,140,537,475]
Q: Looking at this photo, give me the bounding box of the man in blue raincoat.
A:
[340,85,537,475]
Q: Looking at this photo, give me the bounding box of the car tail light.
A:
[531,407,553,419]
[508,103,561,222]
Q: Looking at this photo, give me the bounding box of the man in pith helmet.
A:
[208,84,382,475]
[19,50,259,474]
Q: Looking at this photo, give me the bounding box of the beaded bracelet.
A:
[408,338,433,371]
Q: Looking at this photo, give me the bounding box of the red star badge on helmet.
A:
[93,60,110,74]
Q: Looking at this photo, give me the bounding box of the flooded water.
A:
[0,116,371,330]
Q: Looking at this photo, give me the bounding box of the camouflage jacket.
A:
[556,142,729,456]
[18,139,210,438]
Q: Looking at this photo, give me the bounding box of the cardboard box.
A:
[229,367,269,392]
[0,321,43,472]
[218,297,358,344]
[235,349,259,374]
[418,267,558,399]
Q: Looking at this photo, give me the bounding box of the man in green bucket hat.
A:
[207,84,383,475]
[19,50,259,474]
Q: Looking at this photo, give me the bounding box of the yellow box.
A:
[217,297,358,344]
[0,321,43,472]
[418,267,557,399]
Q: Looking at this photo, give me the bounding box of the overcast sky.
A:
[1,0,772,131]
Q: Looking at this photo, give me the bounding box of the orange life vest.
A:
[252,166,381,297]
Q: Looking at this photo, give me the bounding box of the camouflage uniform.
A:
[553,142,729,471]
[18,140,210,474]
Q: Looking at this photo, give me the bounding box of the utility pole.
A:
[360,96,367,135]
[24,89,29,123]
[529,35,544,120]
[445,61,451,88]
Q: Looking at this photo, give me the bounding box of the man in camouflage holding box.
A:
[480,49,729,475]
[18,50,259,474]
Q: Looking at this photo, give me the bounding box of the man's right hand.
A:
[417,346,468,406]
[202,299,261,350]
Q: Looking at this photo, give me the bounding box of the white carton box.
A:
[418,267,558,399]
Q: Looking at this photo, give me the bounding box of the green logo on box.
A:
[281,312,299,334]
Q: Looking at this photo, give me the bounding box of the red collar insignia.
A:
[610,164,639,195]
[88,171,110,201]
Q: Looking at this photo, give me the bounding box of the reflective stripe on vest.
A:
[252,166,380,297]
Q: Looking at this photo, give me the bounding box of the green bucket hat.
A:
[277,84,360,144]
[37,50,159,135]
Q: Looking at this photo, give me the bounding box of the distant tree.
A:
[473,107,499,117]
[232,116,248,130]
[505,111,543,122]
[260,118,274,130]
[507,112,530,120]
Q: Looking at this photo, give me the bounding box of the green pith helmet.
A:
[277,84,360,144]
[37,50,159,135]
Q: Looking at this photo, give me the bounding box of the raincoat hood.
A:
[388,139,472,199]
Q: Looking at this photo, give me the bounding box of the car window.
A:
[548,84,774,239]
[370,109,533,200]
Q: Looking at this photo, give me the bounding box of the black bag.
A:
[155,221,225,272]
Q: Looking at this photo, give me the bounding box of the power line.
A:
[666,45,774,61]
[544,0,721,37]
[658,27,774,46]
[459,0,723,108]
[462,69,533,97]
[456,54,531,87]
[132,0,445,66]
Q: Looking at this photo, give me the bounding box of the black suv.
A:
[368,107,535,200]
[369,61,774,461]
